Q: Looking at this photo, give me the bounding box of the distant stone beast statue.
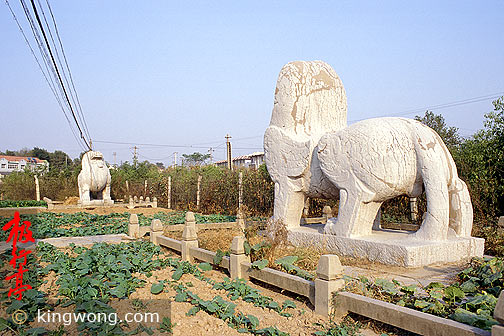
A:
[264,60,473,241]
[78,151,113,206]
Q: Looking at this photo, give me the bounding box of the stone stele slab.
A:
[288,224,484,268]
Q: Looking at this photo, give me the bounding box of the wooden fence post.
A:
[129,214,139,238]
[230,236,250,280]
[167,176,172,209]
[181,212,198,262]
[34,175,40,201]
[197,175,202,210]
[150,219,163,245]
[315,254,345,316]
[238,171,243,209]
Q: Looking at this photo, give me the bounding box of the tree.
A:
[456,97,504,219]
[31,147,51,161]
[49,150,73,171]
[155,162,165,170]
[181,152,211,166]
[415,111,462,152]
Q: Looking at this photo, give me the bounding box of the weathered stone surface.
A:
[129,214,139,224]
[498,216,504,228]
[316,255,342,280]
[318,117,473,240]
[150,219,163,232]
[264,60,346,229]
[230,236,246,255]
[78,151,113,206]
[494,291,504,324]
[288,225,484,267]
[264,61,476,257]
[314,278,345,316]
[336,292,490,336]
[128,214,140,238]
[492,325,504,336]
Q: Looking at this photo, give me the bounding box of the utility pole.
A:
[89,139,93,151]
[173,152,178,167]
[113,152,117,167]
[133,146,138,167]
[225,134,232,170]
[208,147,214,163]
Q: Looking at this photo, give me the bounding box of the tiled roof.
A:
[0,155,47,163]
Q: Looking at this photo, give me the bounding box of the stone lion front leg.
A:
[79,184,90,203]
[273,178,306,229]
[103,182,112,201]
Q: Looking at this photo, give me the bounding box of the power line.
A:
[8,0,91,151]
[350,91,504,122]
[43,0,91,141]
[6,0,86,150]
[27,0,91,150]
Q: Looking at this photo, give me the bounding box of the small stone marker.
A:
[314,254,345,316]
[150,219,163,244]
[181,212,198,262]
[230,236,250,280]
[128,214,139,238]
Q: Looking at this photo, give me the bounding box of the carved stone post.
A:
[181,212,198,262]
[493,291,504,335]
[153,197,158,208]
[410,197,418,221]
[303,197,310,217]
[129,214,140,238]
[230,236,250,280]
[314,255,345,316]
[236,208,246,232]
[322,205,332,223]
[150,219,163,245]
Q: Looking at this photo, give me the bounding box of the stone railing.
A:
[127,196,157,209]
[130,211,494,335]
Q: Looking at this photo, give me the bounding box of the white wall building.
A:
[0,155,49,176]
[214,152,264,169]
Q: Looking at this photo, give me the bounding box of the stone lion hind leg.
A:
[413,160,450,241]
[448,178,473,237]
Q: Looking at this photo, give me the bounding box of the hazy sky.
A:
[1,1,503,165]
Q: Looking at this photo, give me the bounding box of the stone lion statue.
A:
[264,60,473,241]
[78,151,113,205]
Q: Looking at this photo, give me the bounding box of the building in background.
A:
[0,155,49,176]
[215,152,264,169]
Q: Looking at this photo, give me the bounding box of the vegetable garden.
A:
[2,208,504,335]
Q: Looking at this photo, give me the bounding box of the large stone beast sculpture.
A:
[78,151,113,205]
[318,117,473,240]
[264,60,473,241]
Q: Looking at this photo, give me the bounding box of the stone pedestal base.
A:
[288,224,484,268]
[78,199,114,207]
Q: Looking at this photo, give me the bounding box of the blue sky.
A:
[1,1,503,165]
